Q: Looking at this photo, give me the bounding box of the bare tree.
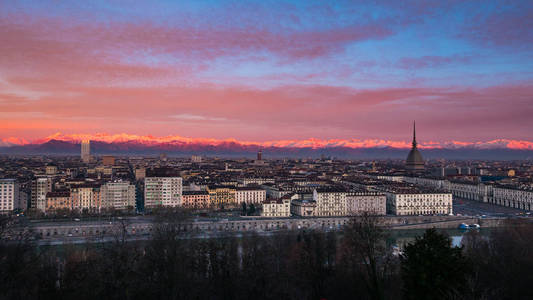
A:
[339,213,395,300]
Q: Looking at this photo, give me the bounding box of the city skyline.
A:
[1,1,533,147]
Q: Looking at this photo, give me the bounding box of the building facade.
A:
[290,200,317,217]
[46,191,71,211]
[31,176,53,211]
[71,184,101,212]
[0,179,20,212]
[144,176,183,208]
[235,187,266,204]
[385,192,452,216]
[207,186,236,207]
[346,191,386,215]
[182,191,210,208]
[101,181,136,210]
[313,188,347,216]
[262,197,291,217]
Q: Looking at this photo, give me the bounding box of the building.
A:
[101,180,136,210]
[313,187,347,216]
[135,168,146,181]
[70,184,101,212]
[182,191,210,208]
[45,165,58,175]
[291,200,317,217]
[262,194,293,217]
[346,191,386,215]
[191,155,202,163]
[102,155,115,166]
[257,149,262,161]
[492,186,533,211]
[376,183,452,216]
[144,170,183,208]
[241,178,275,186]
[235,187,266,204]
[404,175,533,212]
[207,186,236,207]
[0,179,20,212]
[81,140,91,163]
[405,122,425,173]
[31,176,53,211]
[46,191,71,211]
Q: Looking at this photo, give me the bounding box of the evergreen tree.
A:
[401,228,472,300]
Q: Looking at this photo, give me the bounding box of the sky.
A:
[1,0,533,149]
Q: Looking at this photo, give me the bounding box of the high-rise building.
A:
[0,179,20,212]
[81,140,91,163]
[405,121,425,173]
[101,180,136,210]
[144,169,182,208]
[191,155,202,163]
[31,176,53,211]
[257,149,262,161]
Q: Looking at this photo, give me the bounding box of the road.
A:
[453,197,530,217]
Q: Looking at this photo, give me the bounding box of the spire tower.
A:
[412,121,417,149]
[405,121,424,172]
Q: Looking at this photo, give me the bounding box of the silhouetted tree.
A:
[401,228,472,300]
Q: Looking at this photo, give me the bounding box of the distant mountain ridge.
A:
[1,139,532,160]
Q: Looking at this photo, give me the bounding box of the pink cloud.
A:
[1,82,532,143]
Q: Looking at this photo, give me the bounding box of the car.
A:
[74,218,80,221]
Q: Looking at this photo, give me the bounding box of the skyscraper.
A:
[81,140,91,163]
[405,121,425,172]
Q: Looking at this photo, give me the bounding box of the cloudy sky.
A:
[1,0,532,148]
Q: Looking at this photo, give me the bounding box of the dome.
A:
[407,148,424,164]
[406,148,424,170]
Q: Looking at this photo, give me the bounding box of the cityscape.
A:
[2,1,533,299]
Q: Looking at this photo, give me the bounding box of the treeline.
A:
[1,216,533,299]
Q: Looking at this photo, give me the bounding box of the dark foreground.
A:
[1,216,533,300]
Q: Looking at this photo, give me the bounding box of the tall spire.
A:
[412,121,417,149]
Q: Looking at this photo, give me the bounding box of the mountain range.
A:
[1,139,533,160]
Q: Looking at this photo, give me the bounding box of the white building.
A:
[492,186,533,211]
[31,176,53,211]
[261,195,294,217]
[0,179,20,212]
[81,140,91,163]
[376,183,452,216]
[191,155,202,163]
[402,175,533,212]
[144,176,183,208]
[346,191,386,216]
[235,187,266,204]
[101,180,136,210]
[313,188,347,217]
